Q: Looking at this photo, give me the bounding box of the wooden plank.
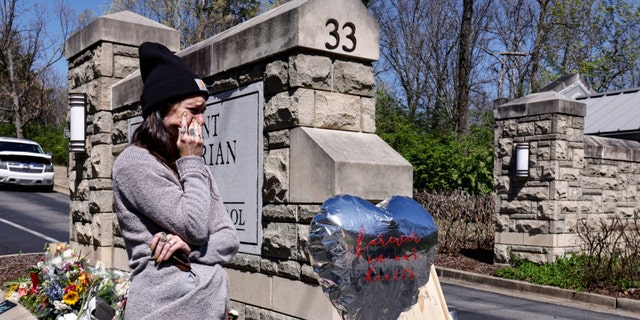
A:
[398,266,451,320]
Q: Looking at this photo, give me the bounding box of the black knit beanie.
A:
[139,42,209,118]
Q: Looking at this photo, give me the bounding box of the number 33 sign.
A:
[325,18,357,52]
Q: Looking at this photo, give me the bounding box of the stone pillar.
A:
[64,11,180,268]
[493,91,587,264]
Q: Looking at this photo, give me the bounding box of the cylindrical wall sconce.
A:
[515,142,529,178]
[69,93,87,153]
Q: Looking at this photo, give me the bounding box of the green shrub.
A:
[375,87,494,195]
[381,128,493,195]
[23,124,69,166]
[494,252,640,293]
[0,123,15,136]
[574,217,640,292]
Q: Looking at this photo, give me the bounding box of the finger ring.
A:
[190,128,195,135]
[160,232,167,242]
[180,127,186,134]
[168,241,173,247]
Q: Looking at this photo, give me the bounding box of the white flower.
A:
[54,300,70,311]
[115,281,130,296]
[50,256,63,268]
[7,292,21,302]
[62,249,74,260]
[58,312,78,320]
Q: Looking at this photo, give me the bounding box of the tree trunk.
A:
[6,43,23,139]
[455,0,473,135]
[530,0,549,92]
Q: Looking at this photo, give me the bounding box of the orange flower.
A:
[78,270,89,286]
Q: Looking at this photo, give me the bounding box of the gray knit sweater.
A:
[112,145,239,320]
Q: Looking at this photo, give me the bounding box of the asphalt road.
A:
[441,281,639,320]
[0,186,69,255]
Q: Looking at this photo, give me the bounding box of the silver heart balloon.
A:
[308,194,438,320]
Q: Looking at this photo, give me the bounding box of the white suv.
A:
[0,137,55,191]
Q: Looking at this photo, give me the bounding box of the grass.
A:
[493,254,640,294]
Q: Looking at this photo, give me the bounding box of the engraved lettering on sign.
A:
[202,83,263,254]
[203,112,237,166]
[226,202,246,231]
[325,18,357,52]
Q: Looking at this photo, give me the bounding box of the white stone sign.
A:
[203,82,263,254]
[127,83,263,254]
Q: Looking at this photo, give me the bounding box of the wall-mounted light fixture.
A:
[68,93,87,153]
[515,142,529,178]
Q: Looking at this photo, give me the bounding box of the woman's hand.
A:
[177,111,204,157]
[150,232,192,263]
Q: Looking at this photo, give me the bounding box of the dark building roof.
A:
[577,88,640,141]
[533,73,640,141]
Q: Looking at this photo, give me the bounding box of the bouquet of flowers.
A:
[3,243,129,320]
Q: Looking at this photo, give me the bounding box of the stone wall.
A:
[582,136,640,219]
[493,91,640,264]
[64,1,413,319]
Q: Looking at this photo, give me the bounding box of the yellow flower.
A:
[62,290,79,305]
[5,284,18,299]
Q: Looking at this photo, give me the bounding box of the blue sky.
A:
[27,0,109,76]
[66,0,108,13]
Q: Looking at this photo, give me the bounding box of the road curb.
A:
[435,266,640,315]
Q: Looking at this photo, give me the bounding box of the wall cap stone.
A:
[65,10,180,61]
[584,135,640,162]
[494,91,587,120]
[289,127,413,203]
[111,0,379,110]
[183,0,379,71]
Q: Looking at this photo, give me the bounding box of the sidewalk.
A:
[53,165,69,195]
[436,267,640,318]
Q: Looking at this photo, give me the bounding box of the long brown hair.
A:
[131,108,179,174]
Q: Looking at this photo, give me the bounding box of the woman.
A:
[112,42,239,320]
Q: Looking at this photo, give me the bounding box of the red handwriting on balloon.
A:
[355,227,423,283]
[366,266,416,283]
[355,227,422,259]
